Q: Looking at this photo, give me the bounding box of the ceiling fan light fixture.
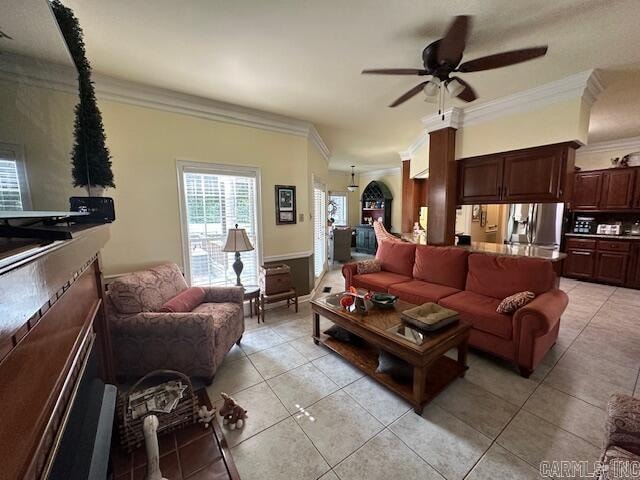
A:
[423,80,439,97]
[347,165,359,192]
[445,78,465,97]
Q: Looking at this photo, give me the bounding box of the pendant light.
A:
[347,165,359,192]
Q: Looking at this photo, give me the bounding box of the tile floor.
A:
[205,267,640,480]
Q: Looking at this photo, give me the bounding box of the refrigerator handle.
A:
[529,204,537,244]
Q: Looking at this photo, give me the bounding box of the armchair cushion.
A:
[161,286,206,312]
[604,394,640,457]
[109,263,188,313]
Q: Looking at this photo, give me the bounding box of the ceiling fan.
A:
[362,15,548,108]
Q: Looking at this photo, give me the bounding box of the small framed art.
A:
[275,185,297,224]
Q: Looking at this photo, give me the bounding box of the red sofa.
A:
[342,241,568,377]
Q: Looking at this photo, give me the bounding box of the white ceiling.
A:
[60,0,640,169]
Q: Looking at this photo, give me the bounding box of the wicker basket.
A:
[117,370,198,452]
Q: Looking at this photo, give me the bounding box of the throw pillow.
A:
[324,325,363,345]
[376,350,413,384]
[496,291,535,314]
[160,286,206,312]
[356,259,381,275]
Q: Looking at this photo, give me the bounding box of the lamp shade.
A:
[222,224,254,252]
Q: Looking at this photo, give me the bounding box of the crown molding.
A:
[578,135,640,155]
[308,125,330,163]
[398,130,428,160]
[0,53,331,159]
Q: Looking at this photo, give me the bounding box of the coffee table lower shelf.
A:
[315,335,466,414]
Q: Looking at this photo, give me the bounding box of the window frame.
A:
[328,191,348,226]
[176,160,263,287]
[0,142,32,211]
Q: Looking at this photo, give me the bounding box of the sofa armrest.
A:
[513,289,568,337]
[110,311,216,341]
[604,394,640,456]
[342,263,359,290]
[202,286,244,304]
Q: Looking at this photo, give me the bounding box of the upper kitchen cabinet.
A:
[572,171,603,210]
[571,166,638,211]
[458,156,503,204]
[457,142,577,205]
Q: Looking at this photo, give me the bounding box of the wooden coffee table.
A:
[311,295,470,414]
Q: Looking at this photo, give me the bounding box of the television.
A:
[0,0,80,215]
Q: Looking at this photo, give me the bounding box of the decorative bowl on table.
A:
[370,293,398,309]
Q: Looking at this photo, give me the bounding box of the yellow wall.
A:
[358,169,402,233]
[327,170,360,226]
[455,97,589,159]
[2,79,324,277]
[409,135,429,178]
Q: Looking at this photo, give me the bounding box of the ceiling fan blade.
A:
[437,15,471,66]
[457,46,548,72]
[362,68,429,75]
[450,76,477,102]
[389,82,428,107]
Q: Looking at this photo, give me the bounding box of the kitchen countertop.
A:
[401,233,566,261]
[457,241,566,262]
[565,233,640,240]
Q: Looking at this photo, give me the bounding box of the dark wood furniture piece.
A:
[243,285,261,322]
[311,296,470,414]
[457,142,579,205]
[0,224,113,480]
[259,288,298,322]
[355,224,377,255]
[111,389,240,480]
[360,180,393,229]
[401,160,428,233]
[563,235,640,286]
[571,166,640,211]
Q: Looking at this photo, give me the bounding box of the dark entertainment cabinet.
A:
[355,181,393,254]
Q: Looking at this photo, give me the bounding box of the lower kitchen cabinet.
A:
[595,251,629,285]
[564,249,596,279]
[627,243,640,288]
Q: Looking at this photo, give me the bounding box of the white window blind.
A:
[0,147,28,211]
[181,168,259,287]
[329,193,347,226]
[314,184,327,277]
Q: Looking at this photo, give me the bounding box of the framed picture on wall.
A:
[275,185,297,224]
[472,204,481,222]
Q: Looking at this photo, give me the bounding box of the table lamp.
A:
[223,224,254,286]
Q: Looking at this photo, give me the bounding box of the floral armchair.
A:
[105,263,244,383]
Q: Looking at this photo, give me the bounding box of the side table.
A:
[259,288,298,322]
[243,286,261,322]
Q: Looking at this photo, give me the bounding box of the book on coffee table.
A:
[401,302,459,332]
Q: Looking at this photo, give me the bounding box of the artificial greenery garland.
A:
[51,0,115,192]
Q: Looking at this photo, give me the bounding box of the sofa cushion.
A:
[109,263,189,314]
[496,291,535,314]
[160,287,205,313]
[375,241,416,277]
[389,280,460,305]
[357,259,381,275]
[439,290,513,340]
[465,253,555,299]
[352,271,411,292]
[413,245,469,290]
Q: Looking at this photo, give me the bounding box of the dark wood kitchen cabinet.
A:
[564,248,597,279]
[595,251,629,285]
[627,243,640,288]
[571,166,639,211]
[458,156,503,204]
[457,142,577,205]
[572,171,603,210]
[600,169,636,209]
[502,148,563,202]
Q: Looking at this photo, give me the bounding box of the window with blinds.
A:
[180,166,260,287]
[0,146,29,211]
[328,193,347,226]
[313,184,327,278]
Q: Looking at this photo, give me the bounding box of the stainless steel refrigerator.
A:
[505,203,565,248]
